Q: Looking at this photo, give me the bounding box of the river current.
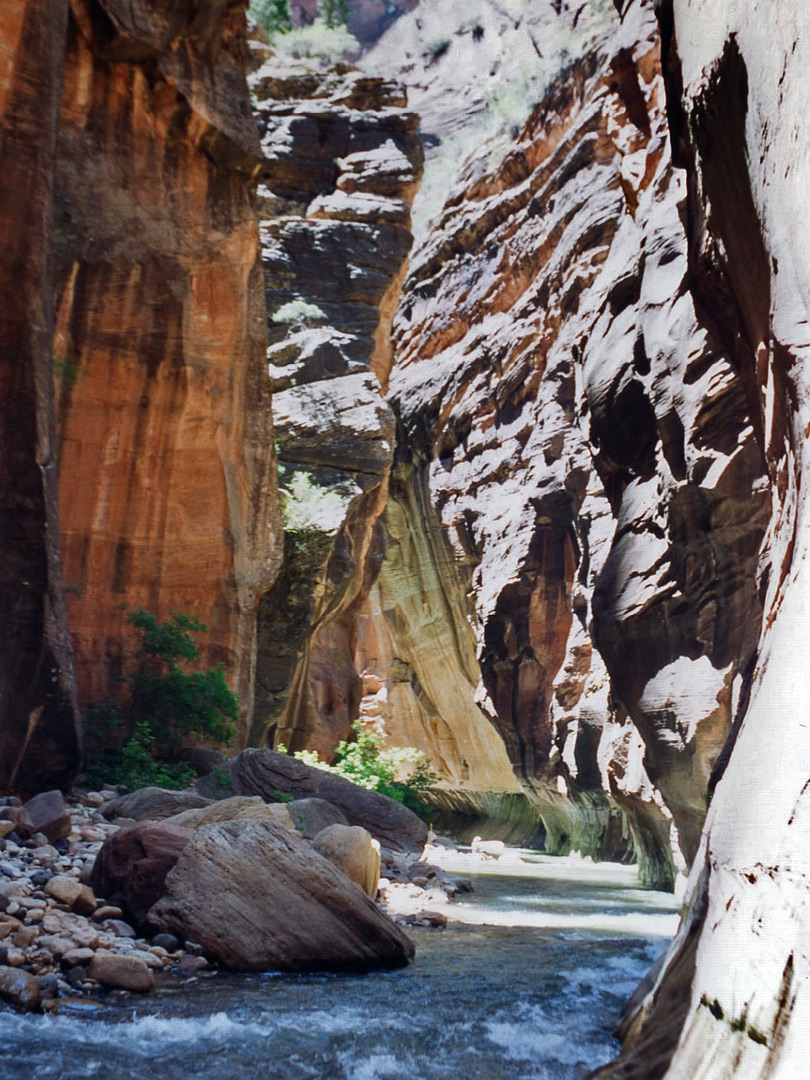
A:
[0,852,678,1080]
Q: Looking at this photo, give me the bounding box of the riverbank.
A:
[0,841,678,1079]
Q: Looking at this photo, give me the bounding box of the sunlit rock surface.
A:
[595,1,810,1076]
[249,61,423,755]
[363,0,768,885]
[52,0,282,741]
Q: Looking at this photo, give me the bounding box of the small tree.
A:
[126,609,238,759]
[83,609,238,791]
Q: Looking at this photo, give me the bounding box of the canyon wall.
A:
[596,1,810,1075]
[52,0,282,742]
[257,0,777,885]
[249,60,425,756]
[347,0,764,885]
[0,0,81,794]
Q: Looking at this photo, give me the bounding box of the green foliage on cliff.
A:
[250,0,292,35]
[83,609,237,792]
[320,0,350,29]
[287,721,439,818]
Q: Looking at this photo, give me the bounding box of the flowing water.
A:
[0,852,678,1080]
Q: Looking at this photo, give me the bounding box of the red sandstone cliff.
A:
[53,0,282,742]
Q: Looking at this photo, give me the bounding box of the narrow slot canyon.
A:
[0,1,808,1077]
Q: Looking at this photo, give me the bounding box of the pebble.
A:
[151,933,179,952]
[62,948,95,966]
[92,906,123,922]
[101,920,136,939]
[31,847,59,865]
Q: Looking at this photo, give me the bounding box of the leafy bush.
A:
[250,0,292,35]
[271,299,327,327]
[83,609,238,792]
[285,721,439,819]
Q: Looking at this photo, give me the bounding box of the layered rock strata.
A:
[365,0,768,885]
[52,0,282,739]
[596,1,810,1074]
[0,0,80,794]
[249,62,423,755]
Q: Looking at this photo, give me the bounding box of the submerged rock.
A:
[148,818,414,972]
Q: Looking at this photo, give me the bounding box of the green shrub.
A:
[250,0,292,35]
[83,609,238,792]
[288,721,439,819]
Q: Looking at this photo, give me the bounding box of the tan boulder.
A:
[148,818,414,972]
[89,952,154,991]
[312,824,381,897]
[162,796,294,832]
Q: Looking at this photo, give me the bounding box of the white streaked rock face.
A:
[596,2,810,1076]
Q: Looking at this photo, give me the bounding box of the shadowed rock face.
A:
[368,0,768,883]
[249,63,423,755]
[0,0,80,794]
[203,746,428,853]
[52,0,282,741]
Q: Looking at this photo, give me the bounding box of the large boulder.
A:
[162,796,294,832]
[147,819,414,971]
[288,797,350,839]
[200,749,427,853]
[90,821,194,924]
[312,824,380,898]
[100,788,212,823]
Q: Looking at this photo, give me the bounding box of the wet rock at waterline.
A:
[148,819,414,971]
[312,824,381,898]
[87,952,154,993]
[200,749,428,854]
[0,966,40,1012]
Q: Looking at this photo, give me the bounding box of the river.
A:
[0,851,678,1080]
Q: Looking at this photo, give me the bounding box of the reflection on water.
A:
[0,852,678,1080]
